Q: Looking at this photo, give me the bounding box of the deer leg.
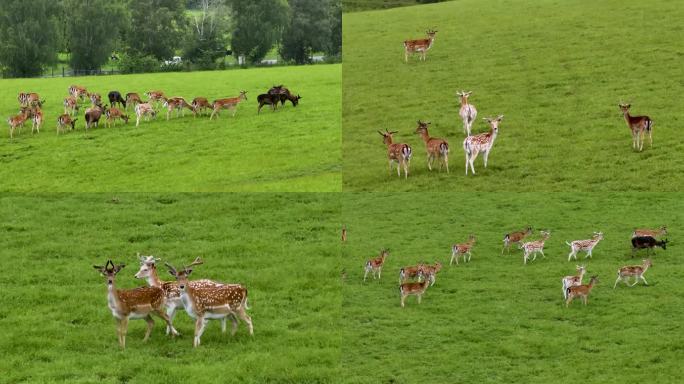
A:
[450,252,455,265]
[583,296,588,305]
[649,129,653,147]
[378,266,382,280]
[143,315,154,342]
[403,160,409,179]
[165,305,177,335]
[567,250,574,261]
[230,314,239,336]
[444,155,449,173]
[483,150,490,168]
[427,154,432,171]
[154,309,178,336]
[401,294,406,308]
[540,250,545,258]
[193,317,207,348]
[417,294,422,304]
[469,156,476,175]
[237,308,254,336]
[613,276,621,289]
[639,275,648,285]
[120,317,129,349]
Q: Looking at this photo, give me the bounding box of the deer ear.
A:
[378,130,385,136]
[168,270,176,277]
[186,268,193,275]
[93,265,104,271]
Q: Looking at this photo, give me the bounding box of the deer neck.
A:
[146,268,163,288]
[488,127,498,145]
[578,269,586,281]
[180,285,200,317]
[419,130,430,143]
[641,263,650,274]
[107,282,124,314]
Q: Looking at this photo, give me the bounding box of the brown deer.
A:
[400,278,430,307]
[105,107,129,127]
[145,91,166,108]
[18,92,43,107]
[69,85,90,102]
[90,93,102,106]
[464,115,502,175]
[7,110,29,139]
[378,129,412,178]
[57,114,77,134]
[93,260,178,348]
[31,107,44,134]
[399,263,425,283]
[614,259,652,288]
[63,96,80,116]
[451,234,476,265]
[404,29,437,63]
[562,265,586,299]
[191,97,211,117]
[125,93,142,111]
[166,260,253,347]
[566,276,599,307]
[414,120,449,173]
[420,261,442,286]
[502,227,532,254]
[456,91,477,135]
[163,97,193,120]
[364,249,389,282]
[632,226,667,239]
[619,103,653,151]
[210,91,248,119]
[85,104,106,131]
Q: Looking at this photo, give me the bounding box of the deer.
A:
[210,91,248,119]
[414,120,449,173]
[105,107,129,128]
[451,234,476,265]
[166,260,253,347]
[631,236,667,257]
[502,227,532,255]
[69,85,90,102]
[63,96,80,116]
[632,226,667,239]
[378,129,412,178]
[90,93,102,106]
[108,91,127,109]
[456,91,477,135]
[364,249,389,282]
[85,104,106,131]
[420,261,442,286]
[566,276,599,307]
[619,103,653,151]
[463,115,502,175]
[145,91,166,108]
[7,110,29,139]
[18,92,43,107]
[614,259,652,288]
[257,93,282,113]
[93,260,179,349]
[562,265,587,299]
[57,114,77,134]
[135,102,156,127]
[163,97,193,120]
[31,107,44,134]
[400,278,430,307]
[134,255,238,336]
[125,93,142,111]
[566,232,603,261]
[191,97,212,117]
[399,263,425,284]
[404,29,437,63]
[521,230,551,264]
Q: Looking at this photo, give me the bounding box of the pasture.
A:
[342,0,684,191]
[0,64,341,192]
[341,192,684,383]
[0,193,340,383]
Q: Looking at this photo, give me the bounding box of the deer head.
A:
[134,254,162,280]
[165,257,204,290]
[94,259,125,286]
[414,120,431,134]
[483,115,504,132]
[377,129,398,145]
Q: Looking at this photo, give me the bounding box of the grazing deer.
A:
[93,260,178,349]
[90,93,102,106]
[631,236,667,257]
[135,102,156,127]
[566,232,603,261]
[502,227,532,255]
[632,226,667,239]
[69,85,90,102]
[566,276,599,307]
[18,92,43,107]
[145,91,166,108]
[562,265,587,299]
[166,260,253,347]
[451,234,476,265]
[420,261,442,286]
[399,263,425,283]
[614,259,652,288]
[163,97,193,120]
[400,278,430,307]
[85,104,106,131]
[125,93,142,111]
[257,93,281,113]
[619,103,652,151]
[7,110,29,139]
[31,107,43,134]
[63,96,80,116]
[463,115,502,175]
[404,29,437,63]
[57,114,77,134]
[456,91,477,135]
[105,107,129,127]
[378,129,412,178]
[364,249,389,282]
[521,230,551,264]
[210,91,248,119]
[191,97,211,117]
[414,120,449,173]
[108,91,126,109]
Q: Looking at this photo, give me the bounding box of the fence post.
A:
[62,67,65,77]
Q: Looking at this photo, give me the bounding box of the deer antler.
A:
[105,259,115,272]
[165,262,178,275]
[186,257,204,269]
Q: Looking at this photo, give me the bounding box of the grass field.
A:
[342,0,684,191]
[0,64,341,192]
[343,0,444,12]
[341,192,684,383]
[0,193,340,384]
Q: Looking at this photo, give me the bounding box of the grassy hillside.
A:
[0,64,341,192]
[343,0,444,12]
[342,0,684,191]
[341,192,684,383]
[0,193,340,384]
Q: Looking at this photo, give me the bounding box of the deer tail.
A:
[646,118,653,132]
[440,142,449,156]
[402,145,412,160]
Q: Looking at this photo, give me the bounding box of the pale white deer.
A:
[463,115,502,175]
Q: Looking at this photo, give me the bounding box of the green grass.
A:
[0,193,340,384]
[341,192,684,383]
[0,64,341,192]
[342,0,684,191]
[343,0,450,12]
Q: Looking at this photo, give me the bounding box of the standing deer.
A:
[566,232,603,261]
[420,261,442,286]
[364,249,389,282]
[135,102,156,127]
[399,263,425,284]
[125,93,142,111]
[145,91,166,109]
[378,129,412,178]
[191,97,211,117]
[63,96,80,116]
[93,260,178,348]
[502,227,532,255]
[562,265,587,299]
[614,259,652,288]
[451,234,476,265]
[7,109,30,139]
[414,120,449,173]
[566,276,599,307]
[31,107,44,134]
[210,91,248,119]
[456,91,477,135]
[521,230,550,264]
[163,97,193,120]
[463,115,502,175]
[619,103,653,151]
[403,29,437,63]
[399,278,430,307]
[105,107,129,127]
[69,85,90,102]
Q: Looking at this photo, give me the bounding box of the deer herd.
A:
[94,254,252,349]
[6,84,302,139]
[356,225,668,308]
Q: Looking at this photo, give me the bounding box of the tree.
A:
[279,0,331,64]
[65,0,129,70]
[229,0,289,64]
[128,0,188,60]
[184,0,230,68]
[0,0,59,77]
[328,0,342,58]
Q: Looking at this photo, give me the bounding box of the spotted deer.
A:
[414,120,449,173]
[68,85,90,102]
[191,97,211,117]
[562,265,586,299]
[400,278,430,307]
[456,91,477,135]
[7,110,30,139]
[502,227,532,255]
[463,115,502,175]
[521,230,550,264]
[18,92,43,107]
[63,96,80,116]
[364,249,389,282]
[93,260,178,348]
[404,29,437,63]
[420,261,442,286]
[451,234,476,265]
[57,114,77,134]
[163,97,193,120]
[632,226,667,239]
[566,232,603,261]
[566,276,599,307]
[378,129,412,178]
[399,263,425,284]
[145,91,166,108]
[90,93,102,106]
[166,260,253,347]
[31,107,44,134]
[135,102,156,127]
[619,103,652,151]
[210,91,248,119]
[125,93,142,111]
[614,259,652,288]
[105,107,130,127]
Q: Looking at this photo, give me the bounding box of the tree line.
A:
[0,0,341,78]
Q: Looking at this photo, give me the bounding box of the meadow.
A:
[0,193,340,384]
[341,192,684,383]
[342,0,684,191]
[0,64,341,192]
